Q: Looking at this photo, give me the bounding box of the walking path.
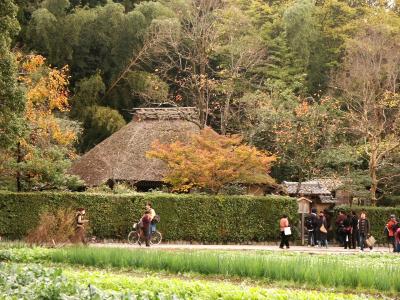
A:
[92,242,392,254]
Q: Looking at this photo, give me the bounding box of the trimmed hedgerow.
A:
[0,192,298,243]
[334,205,400,244]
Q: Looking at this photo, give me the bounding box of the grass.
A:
[46,247,400,292]
[0,261,376,300]
[1,244,400,294]
[62,265,375,300]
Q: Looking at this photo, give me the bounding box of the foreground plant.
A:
[0,263,138,299]
[6,246,398,293]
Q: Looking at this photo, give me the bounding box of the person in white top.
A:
[145,202,156,237]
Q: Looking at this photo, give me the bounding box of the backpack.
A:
[384,226,390,237]
[305,216,314,230]
[392,222,399,233]
[152,215,160,224]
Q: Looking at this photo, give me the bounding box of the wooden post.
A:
[301,212,305,246]
[297,197,312,246]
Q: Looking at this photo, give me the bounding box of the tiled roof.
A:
[283,181,332,195]
[131,107,198,121]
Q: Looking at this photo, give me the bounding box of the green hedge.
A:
[334,205,400,244]
[0,192,298,243]
[378,196,400,207]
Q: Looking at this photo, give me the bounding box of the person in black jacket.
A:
[343,214,352,249]
[306,208,319,246]
[335,211,346,246]
[358,212,371,251]
[350,211,358,249]
[317,211,328,248]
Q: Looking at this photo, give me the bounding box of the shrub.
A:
[25,208,76,246]
[0,192,297,243]
[378,196,400,207]
[334,205,400,244]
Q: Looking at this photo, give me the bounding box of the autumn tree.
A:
[334,17,400,205]
[6,54,82,191]
[147,128,276,193]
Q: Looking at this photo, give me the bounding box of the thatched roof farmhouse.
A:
[70,107,200,190]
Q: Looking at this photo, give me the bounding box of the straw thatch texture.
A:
[70,109,199,186]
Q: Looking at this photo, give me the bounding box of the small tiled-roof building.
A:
[282,179,349,212]
[70,107,200,191]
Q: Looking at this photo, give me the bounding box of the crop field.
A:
[0,243,398,299]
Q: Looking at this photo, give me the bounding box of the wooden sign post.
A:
[297,197,312,246]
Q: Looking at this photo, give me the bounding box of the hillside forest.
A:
[1,0,400,205]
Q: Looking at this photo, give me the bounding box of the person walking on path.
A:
[343,214,353,249]
[317,211,328,248]
[358,212,371,252]
[350,211,358,249]
[279,214,290,249]
[386,215,398,252]
[74,208,89,245]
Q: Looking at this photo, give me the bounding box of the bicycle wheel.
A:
[150,231,162,245]
[127,231,140,244]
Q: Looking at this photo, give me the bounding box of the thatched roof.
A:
[70,107,200,186]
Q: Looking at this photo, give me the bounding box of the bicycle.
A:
[127,222,162,245]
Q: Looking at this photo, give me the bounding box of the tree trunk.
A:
[221,98,230,135]
[369,147,378,206]
[16,142,23,192]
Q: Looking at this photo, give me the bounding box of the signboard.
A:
[297,197,312,214]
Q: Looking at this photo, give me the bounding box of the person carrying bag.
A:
[279,214,290,249]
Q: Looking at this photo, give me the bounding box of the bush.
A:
[334,205,400,244]
[0,192,297,243]
[378,196,400,207]
[26,208,76,246]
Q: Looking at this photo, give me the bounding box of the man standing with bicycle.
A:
[146,202,156,238]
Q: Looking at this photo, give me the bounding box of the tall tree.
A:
[334,17,400,205]
[9,54,82,191]
[0,0,25,150]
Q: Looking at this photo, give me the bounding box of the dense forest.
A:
[1,0,400,204]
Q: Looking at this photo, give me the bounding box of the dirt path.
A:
[91,242,392,254]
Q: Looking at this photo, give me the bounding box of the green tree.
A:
[333,15,400,205]
[79,106,126,152]
[0,0,25,150]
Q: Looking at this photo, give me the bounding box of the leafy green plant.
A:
[47,247,400,292]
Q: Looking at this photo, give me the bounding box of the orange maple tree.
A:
[147,128,276,193]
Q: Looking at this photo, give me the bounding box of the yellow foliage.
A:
[19,54,77,149]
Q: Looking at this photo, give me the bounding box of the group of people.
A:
[279,210,329,249]
[280,209,400,252]
[73,203,158,246]
[334,211,372,251]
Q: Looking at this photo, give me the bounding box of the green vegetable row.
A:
[2,245,399,293]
